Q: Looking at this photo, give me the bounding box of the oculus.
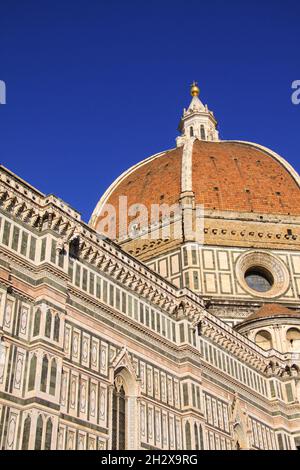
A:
[236,251,290,298]
[244,267,274,293]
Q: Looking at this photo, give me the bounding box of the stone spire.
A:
[176,82,219,147]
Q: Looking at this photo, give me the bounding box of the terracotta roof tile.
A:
[93,140,300,236]
[245,303,300,322]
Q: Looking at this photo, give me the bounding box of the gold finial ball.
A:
[190,81,200,97]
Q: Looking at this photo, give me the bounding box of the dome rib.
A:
[90,139,300,237]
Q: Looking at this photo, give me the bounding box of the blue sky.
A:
[1,0,300,222]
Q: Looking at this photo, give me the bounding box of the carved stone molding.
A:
[235,250,290,299]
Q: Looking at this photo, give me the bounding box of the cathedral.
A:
[0,82,300,451]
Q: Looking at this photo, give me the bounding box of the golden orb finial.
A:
[190,81,200,97]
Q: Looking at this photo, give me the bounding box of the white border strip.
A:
[89,148,176,227]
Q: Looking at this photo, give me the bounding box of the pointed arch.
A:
[49,359,57,396]
[33,309,41,336]
[41,356,48,392]
[111,354,140,450]
[111,347,139,386]
[112,375,126,450]
[45,419,53,450]
[22,415,31,450]
[45,310,52,338]
[28,355,37,391]
[185,421,192,450]
[35,415,43,450]
[53,314,60,342]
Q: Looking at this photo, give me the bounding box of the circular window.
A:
[236,251,290,298]
[244,267,274,293]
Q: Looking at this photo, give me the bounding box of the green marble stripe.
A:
[0,391,60,411]
[60,413,108,434]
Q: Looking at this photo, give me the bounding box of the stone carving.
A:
[7,414,17,449]
[82,339,88,363]
[140,406,145,437]
[80,382,87,413]
[4,300,13,329]
[61,372,67,405]
[14,354,23,389]
[91,342,98,367]
[70,378,76,408]
[230,394,251,450]
[100,388,105,418]
[90,386,96,416]
[20,307,28,334]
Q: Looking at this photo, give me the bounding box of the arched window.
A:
[45,310,52,338]
[112,376,126,450]
[190,127,194,137]
[49,359,57,396]
[28,355,37,391]
[22,416,31,450]
[53,315,60,342]
[44,419,53,450]
[41,356,48,392]
[185,421,191,450]
[255,330,273,350]
[35,415,43,450]
[33,309,41,336]
[194,423,199,450]
[200,125,206,140]
[287,328,300,351]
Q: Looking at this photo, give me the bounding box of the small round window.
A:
[236,251,289,298]
[244,267,274,293]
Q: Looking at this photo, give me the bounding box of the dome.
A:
[90,139,300,236]
[90,84,300,239]
[242,304,300,323]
